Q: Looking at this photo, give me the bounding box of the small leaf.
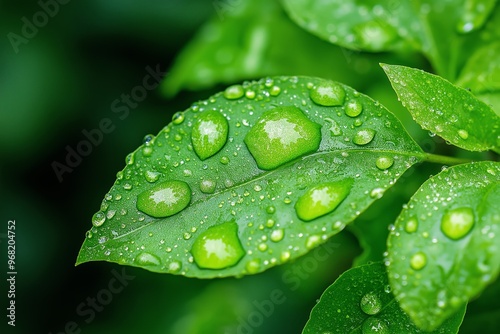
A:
[456,41,500,93]
[302,262,466,334]
[386,161,500,330]
[77,76,424,278]
[382,63,500,152]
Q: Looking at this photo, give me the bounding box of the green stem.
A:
[423,153,473,165]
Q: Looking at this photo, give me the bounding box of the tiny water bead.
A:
[404,216,418,233]
[244,106,321,170]
[295,179,353,221]
[441,207,475,240]
[310,81,346,106]
[191,221,245,269]
[92,211,106,227]
[135,252,161,266]
[270,229,284,242]
[345,100,363,117]
[199,179,217,194]
[136,180,191,218]
[457,129,469,140]
[360,292,382,315]
[361,317,389,334]
[353,129,376,146]
[191,110,229,160]
[375,156,394,170]
[246,259,261,274]
[223,84,244,100]
[410,251,427,271]
[172,112,185,125]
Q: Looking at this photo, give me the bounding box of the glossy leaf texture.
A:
[302,262,466,334]
[161,0,380,97]
[383,64,500,152]
[386,161,500,331]
[76,76,424,278]
[282,0,499,80]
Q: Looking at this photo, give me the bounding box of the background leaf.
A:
[77,76,424,278]
[282,0,499,80]
[386,161,500,330]
[383,64,500,152]
[161,0,384,97]
[302,262,466,334]
[456,41,500,93]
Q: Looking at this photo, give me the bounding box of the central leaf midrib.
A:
[107,148,425,242]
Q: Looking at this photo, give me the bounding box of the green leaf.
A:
[456,41,500,94]
[161,0,377,96]
[282,0,499,80]
[386,161,500,330]
[382,63,500,152]
[302,262,466,334]
[76,76,424,278]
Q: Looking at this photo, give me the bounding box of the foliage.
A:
[78,0,500,332]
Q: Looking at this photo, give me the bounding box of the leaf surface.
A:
[302,262,466,334]
[386,161,500,330]
[382,64,500,152]
[77,76,424,278]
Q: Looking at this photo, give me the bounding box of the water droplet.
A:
[125,153,135,165]
[405,216,418,233]
[370,188,385,199]
[310,81,346,106]
[220,156,230,165]
[362,317,389,334]
[441,207,475,240]
[244,106,321,170]
[223,84,244,100]
[270,229,284,242]
[145,170,160,183]
[136,180,191,218]
[324,117,342,136]
[295,180,353,221]
[168,260,182,273]
[191,110,229,160]
[306,235,322,249]
[410,251,427,270]
[135,252,161,266]
[246,259,261,274]
[458,129,469,140]
[172,112,185,125]
[269,85,281,96]
[245,90,256,99]
[106,210,116,219]
[375,156,394,170]
[360,292,382,315]
[353,129,376,145]
[280,251,291,262]
[92,211,106,227]
[200,179,217,194]
[258,243,268,252]
[345,100,363,117]
[191,221,245,269]
[266,206,275,214]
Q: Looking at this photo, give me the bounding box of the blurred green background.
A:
[1,1,498,333]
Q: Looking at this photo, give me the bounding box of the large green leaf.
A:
[382,64,500,152]
[77,76,424,278]
[282,0,499,80]
[302,262,466,334]
[386,161,500,330]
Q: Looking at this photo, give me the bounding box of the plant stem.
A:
[423,153,473,165]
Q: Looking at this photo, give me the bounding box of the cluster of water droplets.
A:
[84,76,409,275]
